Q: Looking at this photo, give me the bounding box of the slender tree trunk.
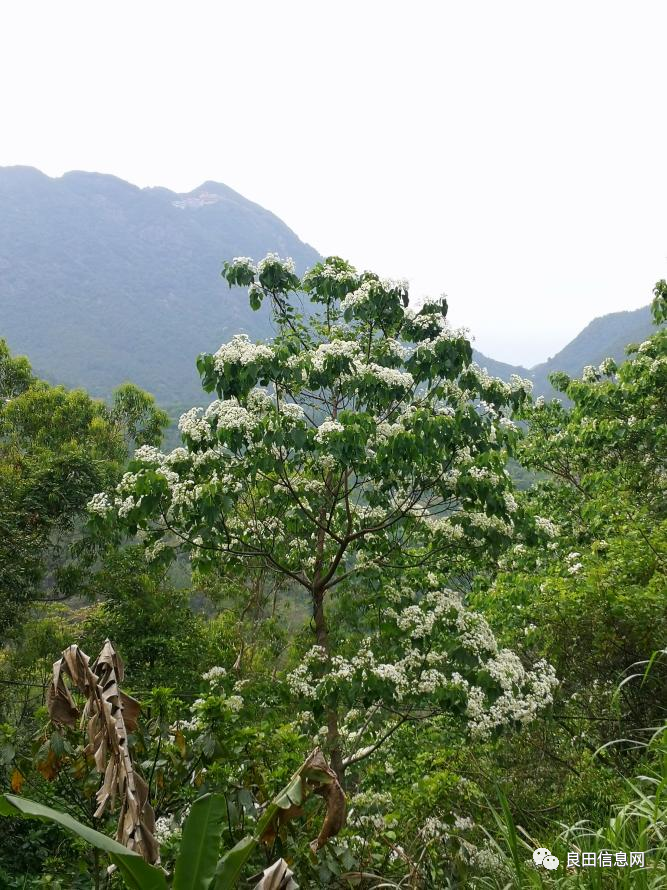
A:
[312,586,345,784]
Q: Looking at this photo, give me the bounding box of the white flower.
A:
[598,357,616,376]
[384,338,410,360]
[165,447,190,465]
[503,492,519,514]
[311,339,360,372]
[510,373,533,393]
[178,407,211,443]
[363,363,414,389]
[314,420,344,443]
[213,334,273,370]
[225,695,244,713]
[87,492,112,516]
[340,280,373,312]
[535,516,558,538]
[230,256,256,272]
[205,399,256,433]
[144,540,166,562]
[115,495,136,519]
[154,815,179,844]
[454,814,475,832]
[133,445,164,464]
[202,666,226,682]
[257,252,296,275]
[280,401,306,421]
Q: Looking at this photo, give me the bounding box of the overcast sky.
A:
[2,1,666,365]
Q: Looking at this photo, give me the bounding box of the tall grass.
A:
[471,722,667,889]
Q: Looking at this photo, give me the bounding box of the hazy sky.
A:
[2,1,666,365]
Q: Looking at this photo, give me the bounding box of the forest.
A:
[0,256,665,889]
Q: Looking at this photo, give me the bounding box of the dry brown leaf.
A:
[251,858,298,889]
[302,749,346,852]
[47,639,159,865]
[258,748,346,854]
[10,769,24,793]
[36,749,59,781]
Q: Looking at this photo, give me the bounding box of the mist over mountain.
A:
[474,303,654,397]
[0,166,655,409]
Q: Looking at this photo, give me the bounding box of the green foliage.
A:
[0,342,168,640]
[2,250,666,890]
[79,548,210,691]
[0,793,167,889]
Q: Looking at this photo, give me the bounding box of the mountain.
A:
[0,166,657,409]
[473,304,654,398]
[0,166,319,406]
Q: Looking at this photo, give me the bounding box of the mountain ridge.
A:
[0,166,656,407]
[473,303,653,396]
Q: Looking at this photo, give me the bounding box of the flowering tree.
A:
[482,280,667,712]
[89,254,556,780]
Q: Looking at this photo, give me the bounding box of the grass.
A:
[471,723,667,889]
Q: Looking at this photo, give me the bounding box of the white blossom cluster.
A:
[314,419,344,442]
[534,515,559,538]
[87,492,112,516]
[412,324,470,355]
[287,586,557,747]
[363,362,414,389]
[279,400,306,420]
[154,815,180,845]
[348,790,394,831]
[202,665,226,682]
[230,256,256,272]
[466,364,533,398]
[404,308,448,332]
[178,407,211,443]
[257,252,296,275]
[304,262,358,286]
[384,338,410,361]
[463,656,557,739]
[213,334,273,370]
[205,398,256,433]
[340,280,373,313]
[420,816,449,842]
[311,339,361,371]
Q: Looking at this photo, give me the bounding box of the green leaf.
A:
[173,793,226,890]
[0,794,166,890]
[50,731,65,757]
[212,835,256,890]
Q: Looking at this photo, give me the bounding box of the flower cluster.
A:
[287,585,557,750]
[314,419,344,442]
[311,339,360,372]
[534,516,559,538]
[87,492,112,516]
[213,334,273,370]
[205,399,256,433]
[257,252,296,275]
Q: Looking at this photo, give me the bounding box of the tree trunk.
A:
[312,587,345,784]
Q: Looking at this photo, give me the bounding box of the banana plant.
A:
[1,748,343,889]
